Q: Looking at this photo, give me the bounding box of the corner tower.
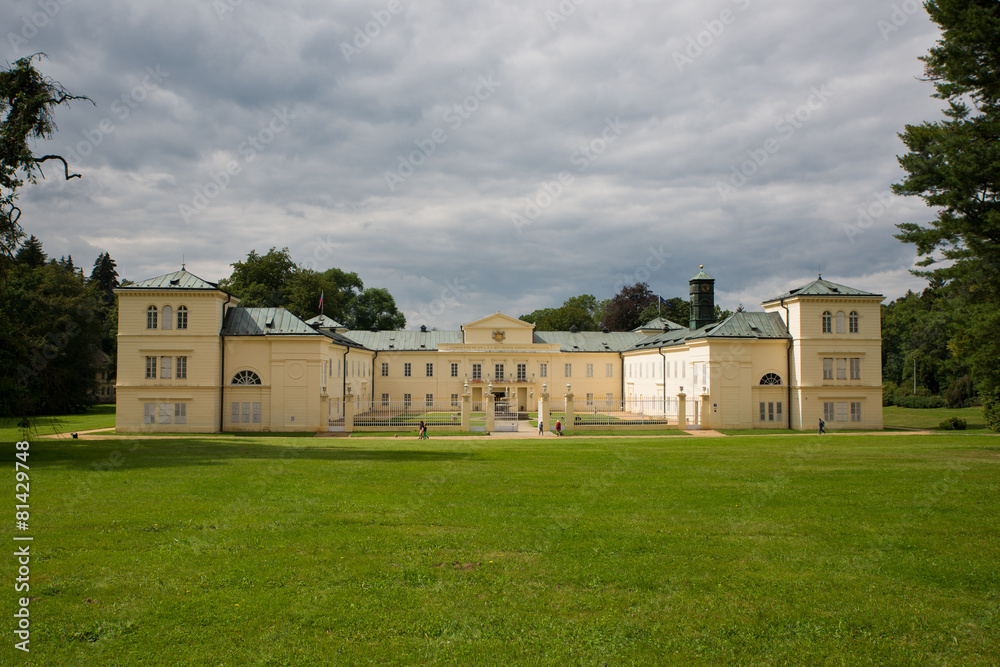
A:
[688,265,715,330]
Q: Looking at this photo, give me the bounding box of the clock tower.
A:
[688,265,715,330]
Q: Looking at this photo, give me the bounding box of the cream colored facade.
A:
[116,268,883,432]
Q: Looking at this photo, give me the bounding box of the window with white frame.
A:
[177,305,188,329]
[426,363,433,377]
[145,356,156,379]
[143,403,155,424]
[404,362,411,377]
[174,403,187,424]
[606,393,614,404]
[495,363,504,380]
[425,393,433,408]
[760,372,782,385]
[232,370,261,385]
[586,392,594,406]
[472,363,482,380]
[382,362,389,377]
[823,402,835,421]
[851,402,862,421]
[539,362,547,378]
[837,402,848,421]
[451,393,459,407]
[586,363,594,378]
[822,311,832,334]
[850,358,861,380]
[849,311,859,334]
[517,363,526,381]
[381,393,389,406]
[837,358,847,380]
[606,363,613,378]
[451,362,459,377]
[403,393,411,408]
[146,305,157,329]
[823,358,833,380]
[176,356,187,379]
[161,305,173,330]
[564,363,572,378]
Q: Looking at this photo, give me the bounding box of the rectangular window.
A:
[381,393,389,406]
[451,393,459,408]
[767,401,774,421]
[403,393,412,408]
[381,362,389,377]
[242,402,251,423]
[517,363,526,381]
[160,356,172,379]
[145,356,157,379]
[451,362,459,378]
[837,402,848,422]
[174,403,186,424]
[586,392,594,407]
[158,403,171,424]
[252,402,261,424]
[426,363,433,377]
[564,363,572,378]
[231,402,240,423]
[425,393,433,407]
[144,403,155,424]
[404,362,411,377]
[760,402,766,422]
[606,393,614,405]
[176,356,187,379]
[776,402,783,422]
[586,363,594,378]
[823,358,833,380]
[177,307,187,329]
[606,363,613,378]
[539,363,547,378]
[472,363,482,380]
[851,402,862,422]
[495,363,504,380]
[823,401,835,421]
[837,358,847,380]
[850,358,861,380]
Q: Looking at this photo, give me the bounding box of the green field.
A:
[2,429,997,665]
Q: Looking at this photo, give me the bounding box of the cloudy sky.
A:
[6,0,944,328]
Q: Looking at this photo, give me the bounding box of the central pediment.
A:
[462,312,535,345]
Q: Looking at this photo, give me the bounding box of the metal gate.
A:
[494,397,519,432]
[469,398,487,432]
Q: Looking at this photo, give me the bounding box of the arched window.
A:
[849,310,859,334]
[759,373,782,386]
[836,311,846,334]
[822,311,832,334]
[177,305,188,329]
[231,370,262,385]
[161,305,173,330]
[146,305,158,329]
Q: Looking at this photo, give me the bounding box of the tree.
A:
[218,247,297,307]
[89,251,119,305]
[13,234,44,267]
[600,282,656,331]
[1,54,91,275]
[283,266,363,322]
[349,287,406,330]
[521,294,602,330]
[892,0,1000,429]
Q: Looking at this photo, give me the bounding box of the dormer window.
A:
[849,310,859,334]
[146,305,158,329]
[822,311,832,334]
[177,305,188,329]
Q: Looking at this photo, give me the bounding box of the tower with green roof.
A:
[688,265,715,331]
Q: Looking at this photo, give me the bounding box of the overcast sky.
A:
[6,0,944,328]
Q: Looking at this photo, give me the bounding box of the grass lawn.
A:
[0,404,116,443]
[883,405,988,431]
[3,432,998,665]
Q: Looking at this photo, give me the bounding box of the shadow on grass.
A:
[6,438,476,471]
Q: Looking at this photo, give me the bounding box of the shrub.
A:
[894,394,946,409]
[945,375,976,408]
[938,417,967,430]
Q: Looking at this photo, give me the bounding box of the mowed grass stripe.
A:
[7,434,998,665]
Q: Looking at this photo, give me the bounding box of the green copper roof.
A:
[534,331,645,352]
[690,265,713,281]
[341,330,464,351]
[632,311,789,349]
[126,269,221,290]
[223,308,319,336]
[633,317,685,332]
[763,277,882,302]
[305,314,345,329]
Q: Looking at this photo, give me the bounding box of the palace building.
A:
[115,267,883,433]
